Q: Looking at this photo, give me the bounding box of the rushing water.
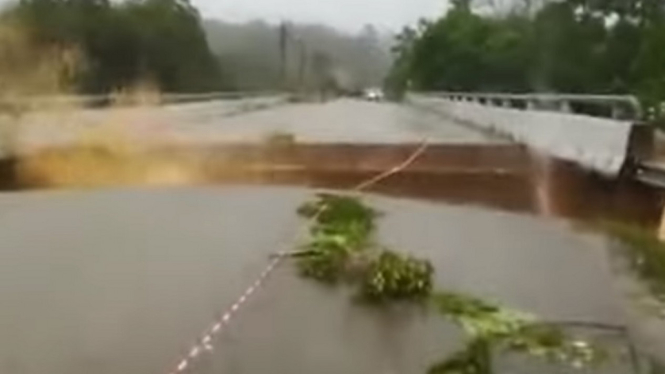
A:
[0,99,660,373]
[5,141,659,226]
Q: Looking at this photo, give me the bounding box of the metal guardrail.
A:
[427,92,642,120]
[412,92,641,176]
[160,91,281,103]
[0,91,282,111]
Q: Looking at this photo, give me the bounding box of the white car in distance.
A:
[363,88,384,101]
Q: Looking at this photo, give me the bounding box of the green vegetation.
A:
[298,193,378,244]
[387,0,665,119]
[360,250,433,302]
[432,292,603,372]
[297,194,433,302]
[295,193,607,374]
[0,1,393,95]
[603,222,665,306]
[0,0,223,93]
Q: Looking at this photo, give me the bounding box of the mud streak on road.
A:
[2,142,662,226]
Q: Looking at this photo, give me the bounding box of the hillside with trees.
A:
[0,0,394,95]
[387,0,665,117]
[1,0,223,93]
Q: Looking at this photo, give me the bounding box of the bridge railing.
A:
[0,91,284,111]
[0,92,288,158]
[410,93,640,176]
[427,92,642,121]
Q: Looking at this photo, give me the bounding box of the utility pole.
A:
[279,22,288,88]
[298,39,307,91]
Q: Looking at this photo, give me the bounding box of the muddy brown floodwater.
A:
[0,99,662,374]
[0,143,660,374]
[6,99,660,225]
[5,142,663,226]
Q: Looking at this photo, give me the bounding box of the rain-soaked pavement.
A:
[15,98,498,150]
[0,187,641,374]
[160,98,498,144]
[0,99,661,373]
[10,99,660,223]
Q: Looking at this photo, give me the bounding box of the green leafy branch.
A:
[294,193,608,374]
[296,193,433,302]
[432,292,604,373]
[360,250,433,302]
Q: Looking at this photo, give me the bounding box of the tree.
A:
[384,26,418,98]
[632,21,665,118]
[3,0,223,93]
[386,0,665,117]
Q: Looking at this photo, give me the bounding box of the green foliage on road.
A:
[298,193,378,247]
[432,292,604,372]
[360,250,434,302]
[387,0,665,119]
[295,193,607,374]
[297,193,433,302]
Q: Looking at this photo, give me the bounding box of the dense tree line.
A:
[387,0,665,117]
[1,0,223,93]
[0,0,393,94]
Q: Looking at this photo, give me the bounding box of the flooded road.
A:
[0,99,661,373]
[12,141,661,225]
[0,187,641,374]
[15,99,499,150]
[6,99,659,224]
[161,99,499,144]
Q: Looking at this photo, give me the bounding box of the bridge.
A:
[0,93,663,374]
[4,91,660,223]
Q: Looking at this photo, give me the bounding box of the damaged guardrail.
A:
[409,93,641,177]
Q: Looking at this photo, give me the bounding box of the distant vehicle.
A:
[363,88,384,101]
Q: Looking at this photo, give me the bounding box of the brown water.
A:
[0,99,661,373]
[7,98,659,225]
[5,142,662,225]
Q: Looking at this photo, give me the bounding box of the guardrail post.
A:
[659,209,665,241]
[611,104,623,119]
[423,91,641,120]
[559,100,572,113]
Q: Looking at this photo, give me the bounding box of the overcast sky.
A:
[0,0,450,33]
[191,0,449,32]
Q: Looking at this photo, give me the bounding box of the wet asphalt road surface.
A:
[0,186,637,374]
[161,99,497,144]
[16,99,498,150]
